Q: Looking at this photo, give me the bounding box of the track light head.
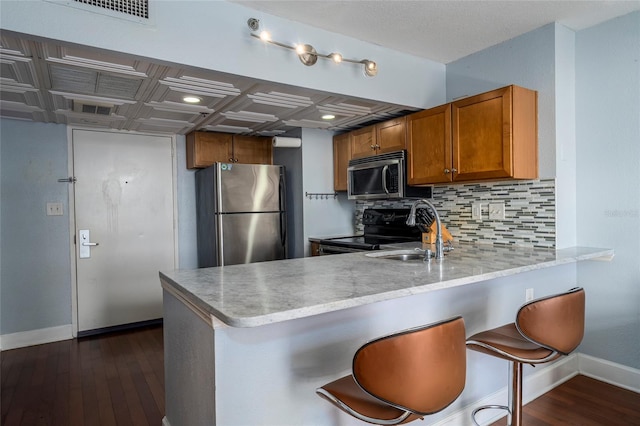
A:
[362,60,378,77]
[296,44,318,66]
[247,18,260,31]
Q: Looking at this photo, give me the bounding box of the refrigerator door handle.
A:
[279,172,287,251]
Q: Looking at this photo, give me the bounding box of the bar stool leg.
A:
[471,361,525,426]
[508,361,523,426]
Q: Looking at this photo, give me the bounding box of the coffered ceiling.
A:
[0,33,415,136]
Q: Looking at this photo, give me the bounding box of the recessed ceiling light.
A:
[183,96,202,104]
[322,114,336,120]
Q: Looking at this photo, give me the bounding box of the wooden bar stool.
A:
[466,287,585,426]
[316,316,466,425]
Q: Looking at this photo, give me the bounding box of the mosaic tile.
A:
[355,179,556,248]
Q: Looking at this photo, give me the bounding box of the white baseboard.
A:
[1,324,73,351]
[578,353,640,393]
[433,353,639,426]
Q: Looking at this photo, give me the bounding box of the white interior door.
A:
[73,129,175,334]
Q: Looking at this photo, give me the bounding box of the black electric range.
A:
[317,208,423,255]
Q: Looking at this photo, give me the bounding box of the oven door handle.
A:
[382,165,389,194]
[319,245,365,255]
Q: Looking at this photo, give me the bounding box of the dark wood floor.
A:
[489,374,640,426]
[2,325,639,425]
[1,325,164,426]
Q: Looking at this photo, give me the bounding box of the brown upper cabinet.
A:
[231,135,273,165]
[350,117,407,159]
[407,85,538,185]
[333,132,351,191]
[407,104,452,185]
[186,131,273,169]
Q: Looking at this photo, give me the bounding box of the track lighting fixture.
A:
[247,18,377,77]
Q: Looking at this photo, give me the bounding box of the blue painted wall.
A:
[575,11,640,369]
[1,120,72,334]
[175,134,198,270]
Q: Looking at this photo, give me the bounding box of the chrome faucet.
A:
[406,199,444,261]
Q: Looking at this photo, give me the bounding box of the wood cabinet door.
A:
[232,135,273,164]
[452,86,513,181]
[376,117,406,153]
[333,132,351,191]
[350,125,377,159]
[406,104,452,185]
[186,132,233,169]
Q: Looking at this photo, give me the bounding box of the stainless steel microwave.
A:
[347,151,432,200]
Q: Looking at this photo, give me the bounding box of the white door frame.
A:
[66,127,179,337]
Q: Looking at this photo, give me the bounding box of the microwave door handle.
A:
[382,165,390,194]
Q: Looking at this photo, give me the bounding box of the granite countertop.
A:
[159,242,613,328]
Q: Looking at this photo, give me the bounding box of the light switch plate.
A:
[472,203,482,221]
[526,288,534,302]
[46,202,64,216]
[489,203,505,220]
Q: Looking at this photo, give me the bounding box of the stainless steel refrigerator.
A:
[195,163,287,267]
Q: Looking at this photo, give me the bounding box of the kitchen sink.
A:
[377,253,425,261]
[365,250,428,262]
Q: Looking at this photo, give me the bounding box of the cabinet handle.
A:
[229,157,234,162]
[444,168,450,174]
[370,145,376,150]
[451,168,457,174]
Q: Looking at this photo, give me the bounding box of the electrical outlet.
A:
[471,203,482,221]
[526,288,534,302]
[46,202,64,216]
[488,203,505,220]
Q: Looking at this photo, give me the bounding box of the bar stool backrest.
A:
[516,287,585,355]
[352,316,466,416]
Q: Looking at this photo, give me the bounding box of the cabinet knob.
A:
[370,145,376,150]
[451,168,458,174]
[444,168,450,174]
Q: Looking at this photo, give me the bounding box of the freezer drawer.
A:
[217,212,286,266]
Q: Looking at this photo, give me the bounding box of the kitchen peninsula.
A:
[160,243,612,426]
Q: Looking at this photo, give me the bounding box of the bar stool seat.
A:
[466,287,585,426]
[316,316,466,425]
[468,323,558,361]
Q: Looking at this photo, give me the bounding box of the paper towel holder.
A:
[272,136,301,148]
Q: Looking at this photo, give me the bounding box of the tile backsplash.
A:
[355,179,556,248]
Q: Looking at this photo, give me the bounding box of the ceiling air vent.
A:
[73,101,114,116]
[73,0,149,19]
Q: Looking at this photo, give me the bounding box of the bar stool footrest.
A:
[471,404,510,426]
